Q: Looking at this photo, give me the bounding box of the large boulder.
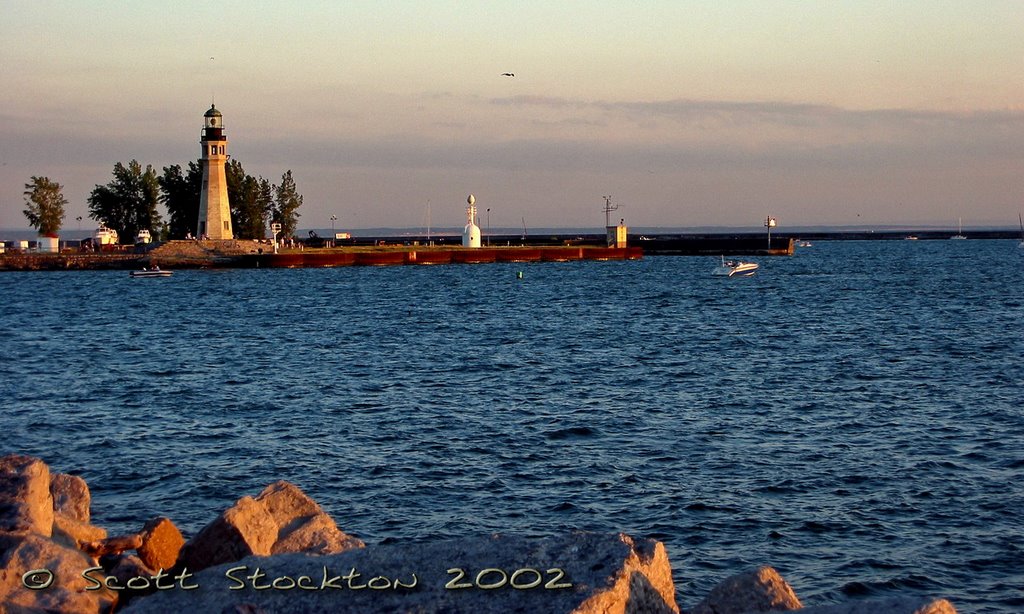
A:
[175,481,364,572]
[124,532,679,614]
[49,473,91,523]
[690,566,802,613]
[0,454,54,537]
[0,532,115,613]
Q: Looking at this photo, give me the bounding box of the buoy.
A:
[517,271,523,279]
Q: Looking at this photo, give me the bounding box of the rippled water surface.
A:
[3,240,1022,612]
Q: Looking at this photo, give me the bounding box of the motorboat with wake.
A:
[129,266,172,278]
[712,256,759,277]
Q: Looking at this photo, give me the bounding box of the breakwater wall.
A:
[243,245,643,268]
[0,242,643,271]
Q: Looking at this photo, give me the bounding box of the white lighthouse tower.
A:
[462,194,481,248]
[196,104,233,240]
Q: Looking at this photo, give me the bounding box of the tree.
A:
[224,159,275,239]
[88,160,161,243]
[158,162,202,239]
[272,170,303,239]
[23,176,67,236]
[233,175,274,239]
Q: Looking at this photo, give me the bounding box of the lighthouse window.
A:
[219,146,225,155]
[224,221,230,231]
[210,145,216,155]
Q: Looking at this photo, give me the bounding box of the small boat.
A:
[905,235,919,240]
[129,267,172,278]
[712,256,759,277]
[1018,213,1024,249]
[797,240,813,248]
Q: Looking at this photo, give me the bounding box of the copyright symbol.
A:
[22,568,54,590]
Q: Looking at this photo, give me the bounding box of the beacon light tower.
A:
[197,104,233,240]
[765,215,777,252]
[462,194,481,248]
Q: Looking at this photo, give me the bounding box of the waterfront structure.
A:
[196,104,233,240]
[462,194,481,248]
[603,196,627,248]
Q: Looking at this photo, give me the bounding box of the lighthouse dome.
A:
[204,105,222,118]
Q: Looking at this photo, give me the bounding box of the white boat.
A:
[950,217,966,240]
[1018,214,1024,249]
[797,240,813,248]
[93,225,119,245]
[129,267,172,278]
[712,256,759,277]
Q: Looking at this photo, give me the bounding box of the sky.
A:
[2,1,1023,233]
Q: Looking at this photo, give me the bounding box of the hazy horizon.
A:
[3,2,1023,233]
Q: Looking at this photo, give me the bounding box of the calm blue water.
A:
[2,240,1022,612]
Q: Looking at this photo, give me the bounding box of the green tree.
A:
[158,162,202,239]
[233,175,274,239]
[272,170,303,239]
[225,159,271,239]
[88,160,162,243]
[23,176,67,236]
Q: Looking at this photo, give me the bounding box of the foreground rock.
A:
[175,480,365,573]
[691,565,802,613]
[124,532,678,614]
[797,596,957,613]
[1,454,960,614]
[1,454,115,613]
[687,567,957,614]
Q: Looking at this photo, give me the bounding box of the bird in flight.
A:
[501,72,515,77]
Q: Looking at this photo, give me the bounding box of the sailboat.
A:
[950,217,966,240]
[1018,214,1024,249]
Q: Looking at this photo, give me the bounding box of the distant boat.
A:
[950,217,966,240]
[905,235,919,241]
[797,240,813,248]
[712,255,759,277]
[130,267,171,278]
[1018,214,1024,249]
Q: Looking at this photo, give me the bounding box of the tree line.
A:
[22,159,303,243]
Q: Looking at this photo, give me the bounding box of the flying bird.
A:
[501,72,515,77]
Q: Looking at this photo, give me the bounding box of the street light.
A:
[765,215,777,251]
[486,208,491,246]
[330,215,337,234]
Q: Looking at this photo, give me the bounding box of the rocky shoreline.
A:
[1,454,956,613]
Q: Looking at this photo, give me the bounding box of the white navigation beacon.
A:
[462,194,481,248]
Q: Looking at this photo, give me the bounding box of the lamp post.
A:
[330,215,337,235]
[76,216,82,233]
[486,208,491,246]
[271,222,282,254]
[765,215,777,252]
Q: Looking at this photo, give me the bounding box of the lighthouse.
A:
[462,194,481,248]
[196,104,233,240]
